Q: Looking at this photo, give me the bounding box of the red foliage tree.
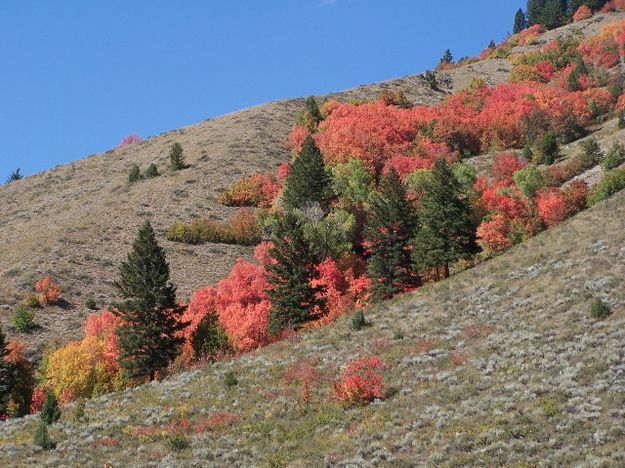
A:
[536,188,567,227]
[573,5,593,22]
[119,134,142,147]
[476,214,512,253]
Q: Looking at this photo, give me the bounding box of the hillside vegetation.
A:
[1,182,624,466]
[1,12,623,354]
[2,6,625,467]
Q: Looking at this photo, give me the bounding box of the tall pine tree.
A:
[412,159,478,280]
[513,9,528,33]
[527,0,568,29]
[113,221,186,381]
[365,168,419,302]
[282,135,332,211]
[266,212,325,334]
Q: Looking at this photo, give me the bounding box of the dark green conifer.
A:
[513,9,528,33]
[266,212,325,334]
[412,159,478,280]
[113,221,186,381]
[40,391,61,425]
[365,168,419,302]
[440,49,453,64]
[282,135,333,211]
[33,420,55,450]
[169,142,186,171]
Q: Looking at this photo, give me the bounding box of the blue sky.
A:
[0,0,524,178]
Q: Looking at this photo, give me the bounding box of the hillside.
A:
[1,11,624,356]
[1,179,624,466]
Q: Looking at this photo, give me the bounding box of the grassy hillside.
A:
[1,182,624,466]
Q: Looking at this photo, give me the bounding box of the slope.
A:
[1,171,624,466]
[0,12,624,360]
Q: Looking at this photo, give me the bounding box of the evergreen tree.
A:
[568,0,609,16]
[296,96,323,131]
[365,168,419,302]
[527,0,568,29]
[113,221,186,381]
[282,135,333,211]
[266,212,325,334]
[6,168,23,184]
[527,0,545,25]
[33,420,55,450]
[169,142,186,171]
[0,327,11,416]
[40,391,61,424]
[513,9,528,33]
[488,40,497,49]
[412,159,478,280]
[128,164,141,183]
[440,49,453,64]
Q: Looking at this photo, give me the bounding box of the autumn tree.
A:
[266,212,325,334]
[412,159,478,279]
[282,135,333,211]
[365,168,419,302]
[514,9,528,33]
[113,221,186,381]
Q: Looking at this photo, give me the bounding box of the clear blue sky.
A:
[0,0,524,178]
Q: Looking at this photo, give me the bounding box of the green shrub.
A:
[602,142,625,171]
[144,163,159,178]
[40,391,61,425]
[84,297,97,310]
[393,328,404,340]
[167,434,190,452]
[513,165,544,200]
[619,110,625,129]
[587,166,625,206]
[534,132,559,165]
[224,371,238,388]
[166,209,261,246]
[590,298,612,320]
[579,137,602,168]
[13,305,35,333]
[423,70,438,90]
[351,311,368,331]
[128,164,142,183]
[191,313,229,359]
[33,420,55,450]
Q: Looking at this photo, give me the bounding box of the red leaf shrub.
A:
[119,134,142,147]
[492,152,526,183]
[29,385,48,414]
[476,214,512,253]
[283,360,321,404]
[536,188,567,227]
[186,256,271,352]
[35,276,62,306]
[332,357,388,407]
[218,172,280,208]
[310,257,369,324]
[573,5,593,22]
[286,126,310,154]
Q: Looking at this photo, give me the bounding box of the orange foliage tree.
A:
[35,276,62,306]
[332,357,388,407]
